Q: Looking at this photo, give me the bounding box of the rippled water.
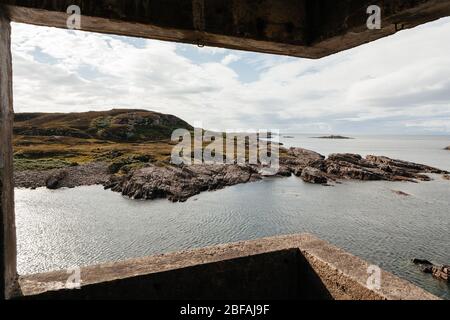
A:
[15,135,450,299]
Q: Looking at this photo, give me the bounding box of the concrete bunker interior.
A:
[2,0,450,300]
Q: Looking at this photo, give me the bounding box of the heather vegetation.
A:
[13,109,189,173]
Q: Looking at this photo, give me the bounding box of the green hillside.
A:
[13,109,193,171]
[14,109,193,142]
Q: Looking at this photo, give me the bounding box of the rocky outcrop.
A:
[392,190,410,197]
[45,170,68,190]
[104,147,449,202]
[279,147,325,177]
[15,146,449,201]
[299,153,447,184]
[413,259,449,282]
[104,164,261,202]
[301,167,328,184]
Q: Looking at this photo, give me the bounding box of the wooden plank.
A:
[2,4,326,59]
[1,0,450,58]
[0,9,17,300]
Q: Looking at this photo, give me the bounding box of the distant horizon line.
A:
[12,109,450,137]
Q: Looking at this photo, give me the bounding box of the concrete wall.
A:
[20,250,309,300]
[1,1,449,300]
[17,234,439,300]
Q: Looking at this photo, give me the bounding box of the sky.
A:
[10,17,450,135]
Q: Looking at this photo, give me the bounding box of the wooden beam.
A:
[1,0,325,59]
[0,8,17,300]
[1,1,449,59]
[306,0,450,57]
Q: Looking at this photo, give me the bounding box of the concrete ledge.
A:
[16,234,439,300]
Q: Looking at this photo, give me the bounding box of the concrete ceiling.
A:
[1,0,450,58]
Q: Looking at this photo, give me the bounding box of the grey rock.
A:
[301,167,328,184]
[45,170,67,189]
[413,259,449,282]
[308,154,449,184]
[104,164,261,202]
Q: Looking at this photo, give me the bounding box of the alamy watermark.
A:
[367,5,382,30]
[65,4,382,32]
[66,5,81,30]
[367,265,382,290]
[171,124,280,175]
[65,266,81,290]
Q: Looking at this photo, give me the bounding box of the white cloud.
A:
[10,18,450,134]
[221,54,241,65]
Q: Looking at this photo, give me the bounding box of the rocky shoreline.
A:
[104,164,261,202]
[15,147,449,202]
[14,162,110,190]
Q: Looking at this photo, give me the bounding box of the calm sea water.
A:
[15,135,450,299]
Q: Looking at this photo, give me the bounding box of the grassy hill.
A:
[13,109,285,173]
[13,109,193,172]
[14,109,193,142]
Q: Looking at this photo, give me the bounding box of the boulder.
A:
[300,167,328,184]
[45,170,68,189]
[412,258,433,266]
[392,190,410,197]
[412,259,449,282]
[431,265,449,282]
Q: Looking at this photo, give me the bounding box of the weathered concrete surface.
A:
[0,10,16,300]
[1,0,448,301]
[1,0,450,58]
[17,234,439,300]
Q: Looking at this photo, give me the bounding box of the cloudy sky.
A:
[11,17,450,134]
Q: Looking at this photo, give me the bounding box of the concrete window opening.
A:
[1,1,450,300]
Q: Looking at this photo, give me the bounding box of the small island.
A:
[312,135,354,140]
[445,146,450,150]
